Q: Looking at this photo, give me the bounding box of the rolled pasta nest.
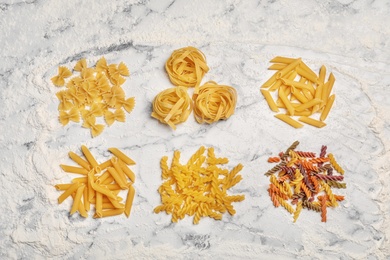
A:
[165,46,209,93]
[151,87,193,130]
[193,81,237,124]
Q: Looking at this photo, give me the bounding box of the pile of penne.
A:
[55,145,136,218]
[260,56,335,128]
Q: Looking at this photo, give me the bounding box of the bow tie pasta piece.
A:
[74,58,88,72]
[165,46,209,94]
[51,66,72,87]
[82,115,105,137]
[151,87,193,130]
[59,107,80,126]
[104,109,126,126]
[193,81,237,124]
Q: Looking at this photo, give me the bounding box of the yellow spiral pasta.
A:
[151,87,193,130]
[165,46,209,93]
[193,81,237,124]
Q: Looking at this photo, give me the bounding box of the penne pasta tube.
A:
[60,165,88,175]
[268,79,283,92]
[312,83,324,114]
[278,87,295,116]
[295,98,322,112]
[111,157,127,186]
[108,148,136,165]
[322,73,335,108]
[261,71,279,88]
[70,184,85,215]
[270,56,296,64]
[274,114,303,128]
[99,159,112,171]
[261,89,279,112]
[93,209,125,218]
[106,184,122,190]
[108,196,125,209]
[70,192,88,218]
[87,170,96,201]
[107,167,128,189]
[68,151,91,170]
[291,90,309,104]
[298,62,318,80]
[276,58,301,79]
[268,63,287,70]
[318,65,326,84]
[302,89,314,100]
[296,66,318,83]
[125,185,135,218]
[299,76,306,83]
[58,182,80,204]
[298,116,326,128]
[118,160,136,183]
[320,94,335,121]
[95,171,110,184]
[90,181,118,200]
[102,176,115,185]
[102,202,116,209]
[95,191,103,218]
[71,177,88,183]
[83,185,90,211]
[293,110,312,116]
[281,78,312,92]
[55,183,72,191]
[81,145,99,168]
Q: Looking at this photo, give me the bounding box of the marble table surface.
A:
[1,0,390,259]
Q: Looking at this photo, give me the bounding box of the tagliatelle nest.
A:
[192,81,237,124]
[165,46,209,94]
[151,86,193,130]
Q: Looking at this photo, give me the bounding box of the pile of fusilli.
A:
[154,146,245,224]
[265,141,346,222]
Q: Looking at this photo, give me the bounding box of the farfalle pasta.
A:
[154,146,245,224]
[193,81,237,124]
[264,141,346,222]
[51,57,135,137]
[165,46,209,94]
[151,87,192,130]
[55,145,136,218]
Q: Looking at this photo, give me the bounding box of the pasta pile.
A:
[264,141,346,222]
[55,145,136,218]
[154,146,245,224]
[193,81,237,124]
[151,87,193,130]
[152,47,238,129]
[260,56,336,128]
[165,46,209,94]
[52,57,135,137]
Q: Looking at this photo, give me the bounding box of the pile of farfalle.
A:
[51,57,135,137]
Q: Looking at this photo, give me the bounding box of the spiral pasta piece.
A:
[165,46,209,93]
[328,153,345,174]
[192,81,237,124]
[151,87,192,130]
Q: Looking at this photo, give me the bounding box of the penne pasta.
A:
[70,184,85,215]
[298,116,326,128]
[69,151,91,170]
[60,165,88,175]
[58,182,80,204]
[270,56,296,64]
[99,159,112,171]
[81,145,99,168]
[320,94,335,121]
[83,185,90,211]
[295,98,322,112]
[125,185,135,217]
[274,114,303,128]
[296,66,318,83]
[55,183,72,190]
[268,63,287,70]
[111,157,128,186]
[93,209,125,218]
[108,148,136,165]
[261,89,279,112]
[261,71,279,88]
[119,160,136,183]
[318,65,326,84]
[278,87,295,116]
[268,79,283,92]
[276,58,301,79]
[107,167,128,189]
